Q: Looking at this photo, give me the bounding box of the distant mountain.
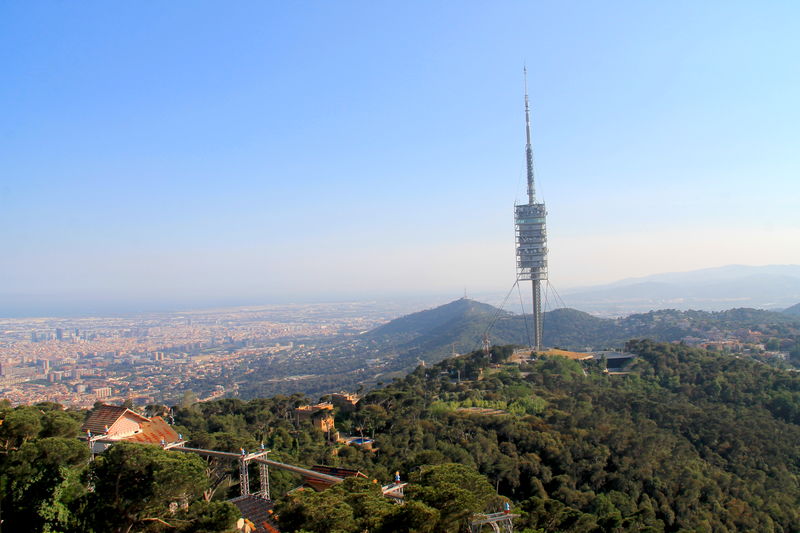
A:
[364,299,800,371]
[562,264,800,315]
[365,299,609,352]
[785,303,800,316]
[363,298,515,369]
[365,298,502,341]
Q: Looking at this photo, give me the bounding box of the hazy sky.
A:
[2,1,799,309]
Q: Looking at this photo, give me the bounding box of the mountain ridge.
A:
[785,302,800,315]
[561,264,800,314]
[364,298,800,369]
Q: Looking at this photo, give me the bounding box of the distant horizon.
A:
[2,262,798,319]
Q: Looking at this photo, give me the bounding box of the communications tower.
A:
[515,68,548,352]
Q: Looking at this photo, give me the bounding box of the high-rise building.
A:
[93,386,112,399]
[515,68,548,351]
[56,328,64,341]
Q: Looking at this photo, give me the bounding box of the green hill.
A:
[365,298,502,340]
[173,340,800,532]
[367,300,800,370]
[364,300,613,366]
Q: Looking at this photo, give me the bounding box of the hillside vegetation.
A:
[178,341,800,532]
[3,340,800,531]
[357,299,800,368]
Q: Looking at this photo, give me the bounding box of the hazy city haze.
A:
[2,1,799,313]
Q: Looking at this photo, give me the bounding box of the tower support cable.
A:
[516,279,533,349]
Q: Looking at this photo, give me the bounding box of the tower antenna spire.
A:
[524,66,536,204]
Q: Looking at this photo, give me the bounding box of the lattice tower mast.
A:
[515,67,548,351]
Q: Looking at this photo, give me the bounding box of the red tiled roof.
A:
[123,416,180,444]
[81,404,148,434]
[231,496,279,533]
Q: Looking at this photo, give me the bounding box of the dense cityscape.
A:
[0,302,402,407]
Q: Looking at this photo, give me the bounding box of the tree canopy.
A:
[3,340,800,532]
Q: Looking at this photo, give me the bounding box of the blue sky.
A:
[2,1,799,311]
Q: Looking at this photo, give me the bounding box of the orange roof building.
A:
[82,404,181,451]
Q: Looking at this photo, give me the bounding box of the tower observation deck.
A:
[515,68,547,351]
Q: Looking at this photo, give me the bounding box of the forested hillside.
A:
[353,299,800,372]
[3,340,800,532]
[173,341,800,532]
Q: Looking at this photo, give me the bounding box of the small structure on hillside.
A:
[81,404,183,453]
[382,472,406,504]
[593,351,637,374]
[330,392,360,412]
[471,506,519,533]
[294,402,335,432]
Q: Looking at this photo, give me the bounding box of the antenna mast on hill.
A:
[524,67,536,205]
[514,67,548,352]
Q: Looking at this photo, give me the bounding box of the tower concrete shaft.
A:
[532,280,542,352]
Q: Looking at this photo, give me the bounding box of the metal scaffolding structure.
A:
[239,454,251,497]
[470,512,520,533]
[173,446,343,500]
[515,67,548,352]
[381,482,407,504]
[234,449,270,499]
[258,462,270,501]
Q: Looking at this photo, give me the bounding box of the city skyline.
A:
[2,2,799,313]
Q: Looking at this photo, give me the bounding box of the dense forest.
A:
[0,404,240,532]
[175,340,800,532]
[3,340,800,532]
